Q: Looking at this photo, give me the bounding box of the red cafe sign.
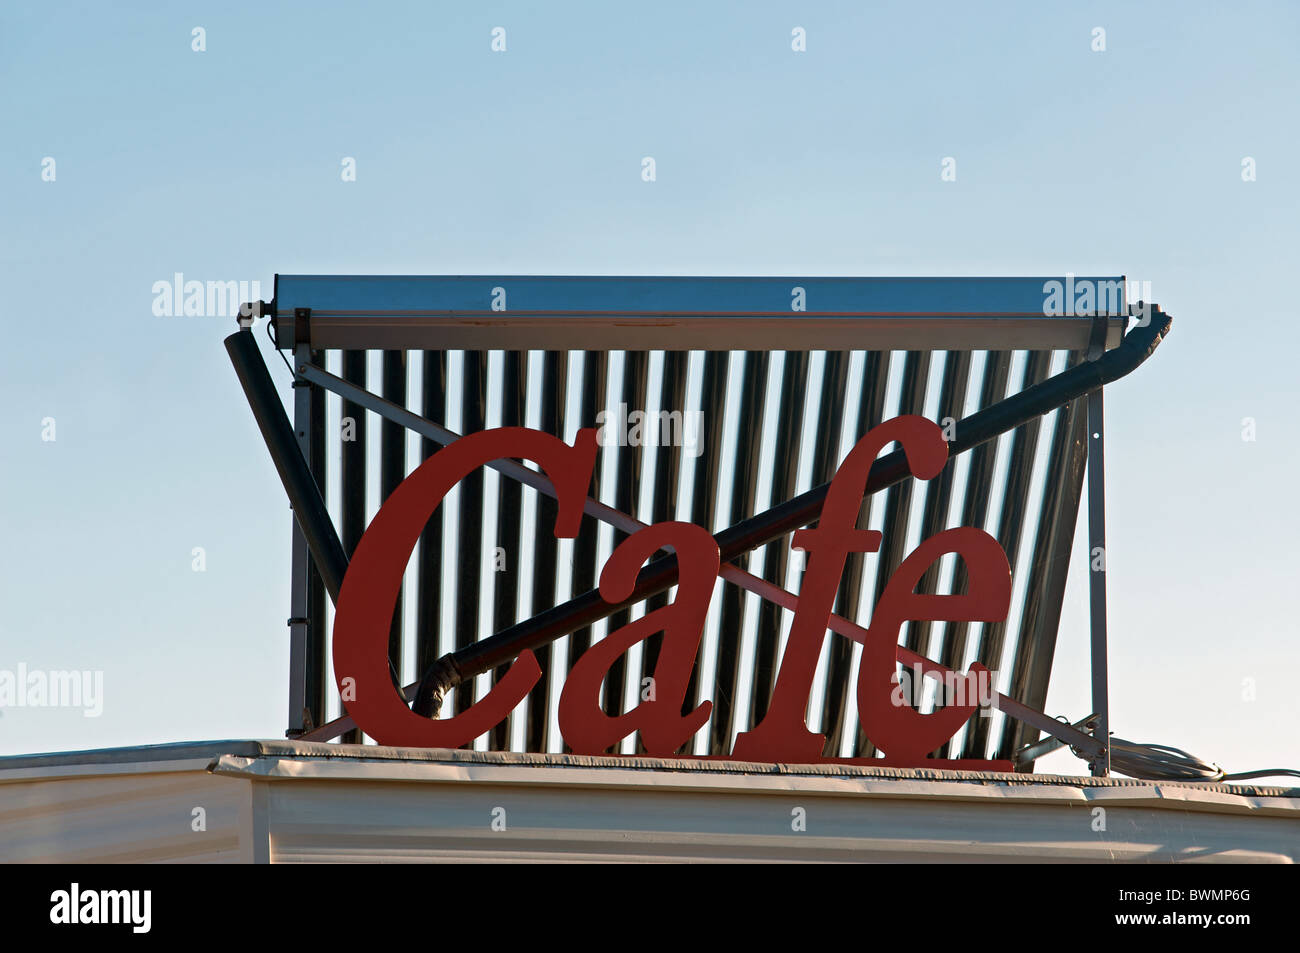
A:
[333,415,1013,768]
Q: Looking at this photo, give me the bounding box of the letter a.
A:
[559,522,719,755]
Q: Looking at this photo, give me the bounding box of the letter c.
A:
[332,427,598,748]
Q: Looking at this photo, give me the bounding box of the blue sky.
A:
[2,2,1297,777]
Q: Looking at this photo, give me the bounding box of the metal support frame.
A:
[286,309,313,734]
[1083,309,1110,776]
[1001,388,1089,765]
[1087,387,1110,776]
[287,338,312,735]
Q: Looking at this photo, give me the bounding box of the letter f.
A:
[732,416,947,763]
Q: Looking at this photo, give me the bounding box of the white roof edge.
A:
[204,753,1300,818]
[3,741,1296,815]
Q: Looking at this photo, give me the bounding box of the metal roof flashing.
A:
[1,740,1295,802]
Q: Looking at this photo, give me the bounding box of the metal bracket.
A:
[1014,714,1099,768]
[1086,312,1109,361]
[236,298,274,330]
[294,307,312,351]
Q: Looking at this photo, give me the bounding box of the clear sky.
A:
[2,1,1297,779]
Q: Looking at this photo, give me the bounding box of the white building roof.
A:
[2,741,1296,863]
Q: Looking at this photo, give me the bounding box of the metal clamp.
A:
[1014,714,1099,768]
[294,307,312,351]
[1086,312,1110,361]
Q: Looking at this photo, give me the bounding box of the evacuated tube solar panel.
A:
[278,275,1113,761]
[303,343,1087,760]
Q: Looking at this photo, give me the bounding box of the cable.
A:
[1108,736,1300,784]
[264,308,295,378]
[1109,738,1221,781]
[1222,768,1300,782]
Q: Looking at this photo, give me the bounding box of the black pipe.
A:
[229,330,408,710]
[414,309,1171,719]
[225,329,349,598]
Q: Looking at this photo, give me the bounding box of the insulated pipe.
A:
[227,327,407,703]
[225,328,349,600]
